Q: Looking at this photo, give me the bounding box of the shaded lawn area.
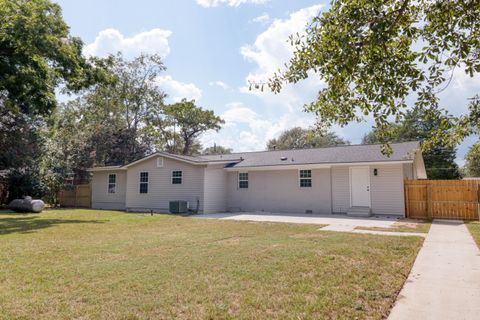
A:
[355,219,431,234]
[466,221,480,248]
[0,209,423,319]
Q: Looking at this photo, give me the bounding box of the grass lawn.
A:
[466,221,480,248]
[0,209,423,319]
[355,219,431,234]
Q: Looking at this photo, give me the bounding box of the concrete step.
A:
[347,206,371,217]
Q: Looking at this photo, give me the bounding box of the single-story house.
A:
[88,141,426,217]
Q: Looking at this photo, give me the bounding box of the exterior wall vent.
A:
[280,157,287,161]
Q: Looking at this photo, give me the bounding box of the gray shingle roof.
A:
[197,141,420,168]
[101,141,420,170]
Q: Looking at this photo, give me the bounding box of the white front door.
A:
[350,167,370,207]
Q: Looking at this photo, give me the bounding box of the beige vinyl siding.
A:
[125,156,205,212]
[226,169,331,214]
[203,164,228,213]
[331,166,350,213]
[370,164,405,216]
[91,171,126,210]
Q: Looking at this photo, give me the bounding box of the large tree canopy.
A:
[49,53,166,177]
[267,127,349,150]
[148,99,225,155]
[362,107,461,179]
[270,0,480,153]
[0,0,104,117]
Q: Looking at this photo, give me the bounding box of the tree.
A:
[270,0,480,154]
[465,143,480,177]
[202,145,233,155]
[148,99,224,155]
[362,107,461,179]
[50,53,166,178]
[0,0,104,117]
[267,127,349,150]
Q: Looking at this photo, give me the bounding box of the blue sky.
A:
[56,0,477,164]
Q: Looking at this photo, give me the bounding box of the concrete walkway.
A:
[388,220,480,320]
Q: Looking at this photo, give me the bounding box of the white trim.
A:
[107,173,117,194]
[123,152,235,168]
[298,169,312,188]
[157,157,164,168]
[238,172,249,189]
[225,160,413,172]
[349,166,371,208]
[87,166,126,172]
[139,171,149,194]
[171,170,183,185]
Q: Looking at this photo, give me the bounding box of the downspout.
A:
[330,167,333,214]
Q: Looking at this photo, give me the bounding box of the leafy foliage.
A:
[267,127,349,150]
[270,0,480,153]
[202,145,233,155]
[147,99,224,155]
[48,53,166,179]
[362,107,461,179]
[0,0,105,117]
[465,143,480,177]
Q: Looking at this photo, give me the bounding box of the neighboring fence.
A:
[405,180,480,220]
[58,184,91,208]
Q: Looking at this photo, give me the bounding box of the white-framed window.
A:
[299,170,312,188]
[172,170,182,184]
[238,172,248,189]
[108,173,116,194]
[157,157,164,168]
[139,172,149,194]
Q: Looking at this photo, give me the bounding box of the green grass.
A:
[466,221,480,248]
[355,219,432,234]
[0,209,423,319]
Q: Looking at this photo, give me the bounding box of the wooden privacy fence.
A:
[405,180,480,220]
[58,184,91,208]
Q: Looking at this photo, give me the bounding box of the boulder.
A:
[8,196,45,213]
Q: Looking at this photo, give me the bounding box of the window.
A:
[157,157,164,168]
[139,172,149,193]
[108,174,116,194]
[238,172,248,189]
[299,170,312,188]
[172,170,182,184]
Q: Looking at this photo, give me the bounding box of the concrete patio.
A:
[197,212,400,229]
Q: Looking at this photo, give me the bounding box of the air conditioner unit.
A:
[169,200,188,214]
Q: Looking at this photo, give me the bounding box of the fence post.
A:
[427,183,432,220]
[404,182,409,218]
[477,184,480,221]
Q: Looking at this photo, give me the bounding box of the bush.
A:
[7,170,44,203]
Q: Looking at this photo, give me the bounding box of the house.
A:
[87,141,426,217]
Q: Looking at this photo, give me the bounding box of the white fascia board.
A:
[87,166,126,172]
[224,160,413,171]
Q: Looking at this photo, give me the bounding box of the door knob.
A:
[367,186,370,191]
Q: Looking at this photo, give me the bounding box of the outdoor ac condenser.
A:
[169,200,188,214]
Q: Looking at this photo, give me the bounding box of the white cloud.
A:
[240,5,323,84]
[209,80,230,90]
[155,76,202,102]
[251,13,270,24]
[240,5,325,115]
[84,28,172,58]
[200,102,315,151]
[196,0,269,8]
